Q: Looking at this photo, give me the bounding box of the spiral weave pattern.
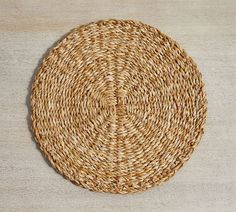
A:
[31,19,207,194]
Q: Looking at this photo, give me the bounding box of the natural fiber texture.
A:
[31,19,207,194]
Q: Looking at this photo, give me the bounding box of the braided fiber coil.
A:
[31,19,207,194]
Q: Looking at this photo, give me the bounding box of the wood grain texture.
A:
[0,0,235,211]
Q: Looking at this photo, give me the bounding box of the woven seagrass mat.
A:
[31,19,207,194]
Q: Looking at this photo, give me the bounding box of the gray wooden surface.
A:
[0,0,236,211]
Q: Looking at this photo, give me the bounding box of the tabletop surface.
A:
[0,0,236,211]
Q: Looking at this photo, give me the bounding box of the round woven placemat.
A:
[31,19,207,194]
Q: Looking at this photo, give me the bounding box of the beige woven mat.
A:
[31,19,207,194]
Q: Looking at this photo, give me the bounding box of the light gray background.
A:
[0,0,236,211]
